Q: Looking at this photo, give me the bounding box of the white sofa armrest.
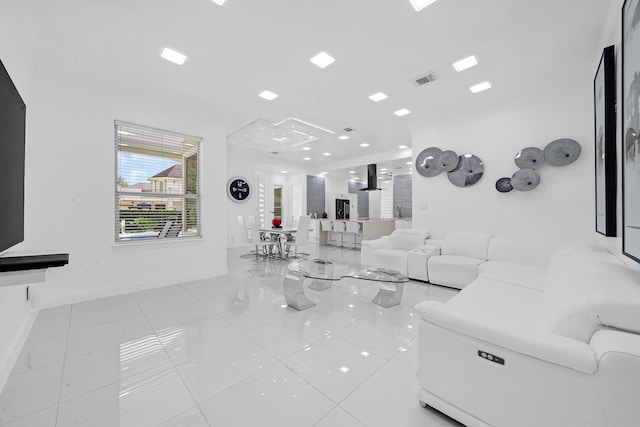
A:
[419,238,442,252]
[361,236,390,267]
[415,300,597,374]
[361,236,389,250]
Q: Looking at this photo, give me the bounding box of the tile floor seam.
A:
[194,358,283,406]
[131,291,204,317]
[131,291,206,426]
[53,303,73,427]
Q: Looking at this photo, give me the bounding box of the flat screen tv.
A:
[0,59,26,255]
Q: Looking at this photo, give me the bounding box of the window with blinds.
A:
[115,121,201,242]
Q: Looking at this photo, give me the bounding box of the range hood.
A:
[359,164,382,191]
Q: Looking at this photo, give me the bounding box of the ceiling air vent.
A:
[411,72,436,87]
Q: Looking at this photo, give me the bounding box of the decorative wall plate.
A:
[447,154,484,187]
[227,176,251,202]
[495,177,513,193]
[515,147,545,169]
[511,169,541,191]
[416,147,444,177]
[544,139,581,166]
[437,150,459,172]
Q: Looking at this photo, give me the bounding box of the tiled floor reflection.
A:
[0,245,462,427]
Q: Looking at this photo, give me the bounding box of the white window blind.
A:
[115,121,201,242]
[380,179,393,219]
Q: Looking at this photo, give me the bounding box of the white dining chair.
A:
[237,216,252,244]
[282,215,294,228]
[251,222,276,257]
[285,215,310,258]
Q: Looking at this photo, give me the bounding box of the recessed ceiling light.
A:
[409,0,438,12]
[272,137,287,142]
[304,157,311,160]
[258,90,279,101]
[398,145,408,149]
[349,170,356,173]
[211,0,226,4]
[323,152,332,156]
[302,147,311,151]
[281,170,288,174]
[310,52,335,69]
[360,143,370,147]
[368,92,388,102]
[338,135,349,140]
[453,55,478,72]
[470,81,491,93]
[406,161,412,165]
[380,168,388,172]
[161,48,187,65]
[320,171,328,175]
[394,108,411,117]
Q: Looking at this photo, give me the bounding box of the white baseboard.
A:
[31,268,228,309]
[0,309,37,395]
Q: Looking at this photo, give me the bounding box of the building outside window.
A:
[115,121,201,242]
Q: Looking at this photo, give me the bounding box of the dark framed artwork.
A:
[595,45,617,237]
[623,0,640,262]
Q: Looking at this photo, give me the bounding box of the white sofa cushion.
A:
[487,236,564,266]
[386,229,429,250]
[445,277,545,330]
[478,260,547,291]
[540,243,640,340]
[441,232,491,259]
[428,255,485,289]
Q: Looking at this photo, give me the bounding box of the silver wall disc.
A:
[511,169,541,191]
[416,147,444,177]
[447,154,484,187]
[515,147,545,169]
[543,139,581,166]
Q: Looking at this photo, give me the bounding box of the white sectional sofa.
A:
[360,229,430,276]
[415,242,640,427]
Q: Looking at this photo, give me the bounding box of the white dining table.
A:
[259,227,297,258]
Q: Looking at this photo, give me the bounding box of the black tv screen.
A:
[0,59,26,254]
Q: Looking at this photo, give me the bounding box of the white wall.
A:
[411,82,596,242]
[226,144,308,247]
[0,4,231,389]
[0,3,52,390]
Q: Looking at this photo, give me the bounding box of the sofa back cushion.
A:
[541,243,640,340]
[441,232,491,259]
[386,229,429,250]
[487,237,564,266]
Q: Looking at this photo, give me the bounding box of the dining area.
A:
[237,214,311,259]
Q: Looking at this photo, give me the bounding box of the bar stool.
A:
[320,220,333,245]
[344,221,362,249]
[331,221,346,247]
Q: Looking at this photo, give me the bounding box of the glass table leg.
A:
[371,282,404,308]
[283,271,315,311]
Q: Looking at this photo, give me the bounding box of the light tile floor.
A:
[0,245,463,427]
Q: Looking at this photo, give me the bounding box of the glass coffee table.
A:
[284,259,409,311]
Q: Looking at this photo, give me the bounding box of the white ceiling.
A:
[20,0,610,172]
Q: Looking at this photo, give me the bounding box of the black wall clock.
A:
[227,177,251,202]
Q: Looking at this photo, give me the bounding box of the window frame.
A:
[114,120,202,244]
